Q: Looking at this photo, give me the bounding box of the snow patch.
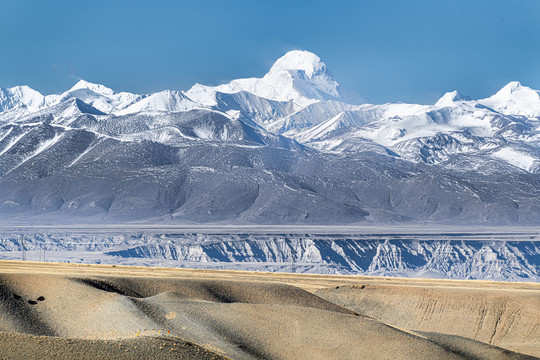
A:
[492,148,537,172]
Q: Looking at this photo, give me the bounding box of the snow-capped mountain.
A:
[0,85,45,112]
[114,90,199,115]
[1,50,540,225]
[479,81,540,118]
[185,50,366,109]
[434,90,471,107]
[277,83,540,171]
[55,80,144,114]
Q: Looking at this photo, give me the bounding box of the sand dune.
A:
[0,261,537,359]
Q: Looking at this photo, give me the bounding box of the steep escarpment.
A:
[1,231,538,281]
[316,283,540,357]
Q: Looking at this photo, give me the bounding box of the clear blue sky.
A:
[1,0,539,104]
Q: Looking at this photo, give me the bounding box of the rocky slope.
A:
[0,50,539,225]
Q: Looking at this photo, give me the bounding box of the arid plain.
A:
[0,261,538,359]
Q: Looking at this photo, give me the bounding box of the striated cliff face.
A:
[0,231,538,281]
[315,284,540,357]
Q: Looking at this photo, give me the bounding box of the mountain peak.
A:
[114,89,197,115]
[435,90,470,107]
[0,85,44,112]
[269,50,327,78]
[494,81,539,98]
[69,80,115,96]
[500,81,523,93]
[185,50,365,107]
[480,81,540,117]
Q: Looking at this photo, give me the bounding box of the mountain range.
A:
[1,50,540,225]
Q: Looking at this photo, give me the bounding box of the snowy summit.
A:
[1,50,540,227]
[186,50,365,107]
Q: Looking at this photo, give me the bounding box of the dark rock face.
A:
[1,70,540,226]
[0,108,539,226]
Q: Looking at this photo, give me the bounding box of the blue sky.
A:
[1,0,539,104]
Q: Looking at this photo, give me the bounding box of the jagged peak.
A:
[0,85,44,111]
[435,90,470,107]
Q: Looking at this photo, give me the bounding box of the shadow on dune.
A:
[0,273,535,360]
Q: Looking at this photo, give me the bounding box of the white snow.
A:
[1,51,540,173]
[492,148,538,172]
[435,90,470,107]
[115,90,199,115]
[5,133,64,175]
[0,85,44,112]
[270,50,326,78]
[69,80,115,96]
[480,81,540,118]
[192,127,215,140]
[67,140,100,167]
[185,50,364,108]
[0,130,29,157]
[57,80,142,114]
[283,184,298,192]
